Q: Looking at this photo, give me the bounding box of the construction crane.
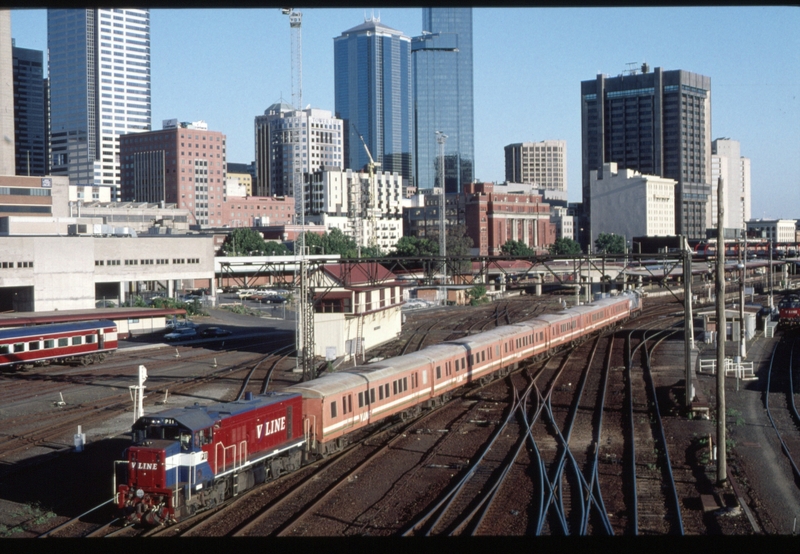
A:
[351,124,380,248]
[281,8,302,110]
[282,7,314,381]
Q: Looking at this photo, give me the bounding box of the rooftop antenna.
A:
[625,61,639,75]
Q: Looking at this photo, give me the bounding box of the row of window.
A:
[95,258,199,266]
[0,333,96,355]
[0,261,33,269]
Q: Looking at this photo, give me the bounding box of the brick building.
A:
[464,182,555,256]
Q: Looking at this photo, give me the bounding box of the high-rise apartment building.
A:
[581,65,711,240]
[0,10,15,176]
[504,140,567,192]
[334,17,413,188]
[120,119,225,227]
[48,9,151,199]
[710,138,750,232]
[412,8,474,193]
[12,44,46,176]
[254,102,343,202]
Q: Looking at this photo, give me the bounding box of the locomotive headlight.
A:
[136,489,145,499]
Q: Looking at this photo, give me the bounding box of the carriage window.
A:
[370,388,375,403]
[379,386,384,400]
[58,338,68,347]
[330,401,337,418]
[72,336,83,346]
[44,340,54,349]
[393,380,398,395]
[28,341,40,351]
[385,383,390,398]
[86,335,96,344]
[358,392,364,408]
[13,343,24,353]
[403,377,408,391]
[436,366,441,379]
[0,345,8,354]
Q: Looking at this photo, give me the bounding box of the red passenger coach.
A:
[0,320,118,370]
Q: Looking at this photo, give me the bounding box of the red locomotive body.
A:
[116,391,304,525]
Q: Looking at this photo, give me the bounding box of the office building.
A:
[710,138,750,231]
[47,9,151,200]
[589,162,676,245]
[504,140,567,192]
[412,8,474,193]
[254,102,343,200]
[120,119,225,227]
[334,17,413,187]
[581,65,711,240]
[0,10,14,176]
[12,44,46,176]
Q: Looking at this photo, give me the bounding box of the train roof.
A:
[444,323,531,349]
[0,319,117,340]
[0,308,186,329]
[137,392,300,432]
[286,372,369,399]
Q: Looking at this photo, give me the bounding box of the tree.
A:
[501,239,536,257]
[391,236,438,258]
[549,237,582,256]
[594,233,625,254]
[262,241,290,256]
[467,284,489,306]
[220,228,268,256]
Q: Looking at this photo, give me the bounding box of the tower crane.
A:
[351,125,380,248]
[282,7,314,381]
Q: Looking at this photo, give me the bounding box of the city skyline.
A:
[9,6,800,220]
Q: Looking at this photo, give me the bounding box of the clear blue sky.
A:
[10,7,800,220]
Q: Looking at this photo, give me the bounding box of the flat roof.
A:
[0,307,186,328]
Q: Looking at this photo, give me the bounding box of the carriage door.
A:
[98,329,105,349]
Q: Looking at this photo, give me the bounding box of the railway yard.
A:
[2,291,800,537]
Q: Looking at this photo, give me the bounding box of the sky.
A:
[9,7,800,220]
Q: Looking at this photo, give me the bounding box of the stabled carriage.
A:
[116,391,304,525]
[0,319,118,370]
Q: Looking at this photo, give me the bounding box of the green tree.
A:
[549,237,582,256]
[221,228,268,256]
[501,239,536,257]
[391,236,439,258]
[594,233,625,254]
[262,241,290,256]
[467,284,489,306]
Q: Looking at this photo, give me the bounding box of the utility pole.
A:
[715,175,727,485]
[683,235,695,409]
[436,131,448,287]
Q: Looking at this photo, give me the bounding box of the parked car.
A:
[166,319,197,329]
[201,327,232,338]
[164,327,198,341]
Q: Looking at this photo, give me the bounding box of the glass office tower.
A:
[334,17,413,187]
[48,9,150,199]
[412,7,474,193]
[12,45,46,176]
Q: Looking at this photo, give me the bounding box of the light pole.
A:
[436,131,448,288]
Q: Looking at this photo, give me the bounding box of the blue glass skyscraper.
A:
[412,8,474,193]
[334,17,413,186]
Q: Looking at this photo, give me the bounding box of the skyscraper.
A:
[334,16,412,188]
[581,65,711,240]
[504,140,567,192]
[12,44,46,176]
[47,9,151,200]
[412,8,474,193]
[254,102,343,199]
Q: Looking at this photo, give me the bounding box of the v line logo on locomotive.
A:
[257,417,286,439]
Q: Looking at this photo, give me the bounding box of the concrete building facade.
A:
[589,162,676,245]
[0,10,14,176]
[504,140,567,192]
[710,138,751,232]
[254,102,343,199]
[581,65,711,241]
[746,219,796,243]
[47,9,151,200]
